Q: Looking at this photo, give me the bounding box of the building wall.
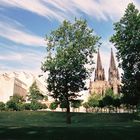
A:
[0,74,27,103]
[90,80,109,95]
[0,74,14,103]
[13,78,27,98]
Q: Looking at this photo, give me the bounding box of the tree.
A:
[83,102,90,112]
[71,100,83,112]
[30,100,43,111]
[110,3,140,106]
[87,93,101,112]
[113,98,121,113]
[6,94,25,111]
[102,89,115,113]
[28,81,45,102]
[0,102,5,111]
[42,19,100,124]
[49,102,58,111]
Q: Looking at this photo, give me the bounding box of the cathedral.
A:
[89,48,120,95]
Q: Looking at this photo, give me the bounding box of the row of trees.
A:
[83,89,138,113]
[49,100,83,111]
[0,95,48,111]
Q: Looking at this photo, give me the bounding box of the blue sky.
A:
[0,0,140,77]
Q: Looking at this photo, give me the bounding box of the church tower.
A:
[108,48,120,94]
[89,49,108,95]
[94,49,105,81]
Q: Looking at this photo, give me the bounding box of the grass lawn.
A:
[0,111,140,140]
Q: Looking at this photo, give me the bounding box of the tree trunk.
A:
[66,101,71,124]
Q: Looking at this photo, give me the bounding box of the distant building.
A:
[0,72,48,103]
[0,73,27,103]
[89,49,120,95]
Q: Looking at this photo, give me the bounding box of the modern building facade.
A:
[0,72,47,103]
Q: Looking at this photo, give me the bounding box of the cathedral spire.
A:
[108,48,119,81]
[94,49,105,81]
[109,48,116,70]
[97,48,102,70]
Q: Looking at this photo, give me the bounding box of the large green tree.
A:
[42,19,100,124]
[110,3,140,106]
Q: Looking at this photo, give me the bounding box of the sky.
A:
[0,0,140,79]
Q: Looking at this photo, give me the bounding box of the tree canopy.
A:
[110,3,140,106]
[28,81,45,101]
[41,19,100,123]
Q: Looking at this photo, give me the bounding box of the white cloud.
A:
[0,0,140,21]
[0,16,45,46]
[0,45,46,74]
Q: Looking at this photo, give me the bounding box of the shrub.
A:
[6,100,18,111]
[23,103,31,110]
[0,102,5,111]
[49,102,58,110]
[41,103,48,109]
[30,101,42,111]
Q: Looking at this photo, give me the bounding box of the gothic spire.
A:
[94,49,105,81]
[109,48,116,70]
[97,49,102,70]
[108,48,120,81]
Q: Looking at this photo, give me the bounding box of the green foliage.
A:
[105,88,114,97]
[28,81,45,101]
[0,102,5,111]
[42,18,100,123]
[30,100,43,111]
[83,102,90,109]
[113,98,121,108]
[6,94,25,111]
[71,100,83,108]
[110,3,140,105]
[23,103,31,110]
[60,101,67,109]
[102,96,114,107]
[49,102,58,110]
[98,100,105,108]
[41,103,48,109]
[88,94,102,108]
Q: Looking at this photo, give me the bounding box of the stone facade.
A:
[90,49,120,95]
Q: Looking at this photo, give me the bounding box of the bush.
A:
[30,101,43,111]
[6,100,18,111]
[23,103,31,110]
[0,102,5,111]
[41,103,48,109]
[6,100,24,111]
[49,102,58,110]
[71,100,83,108]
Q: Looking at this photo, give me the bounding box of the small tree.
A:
[42,19,100,123]
[113,98,121,113]
[28,81,45,102]
[98,100,105,113]
[49,102,58,111]
[83,102,90,112]
[6,94,25,111]
[87,94,101,112]
[102,89,115,113]
[0,102,5,111]
[71,100,83,112]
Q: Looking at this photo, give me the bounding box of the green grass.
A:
[0,111,140,140]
